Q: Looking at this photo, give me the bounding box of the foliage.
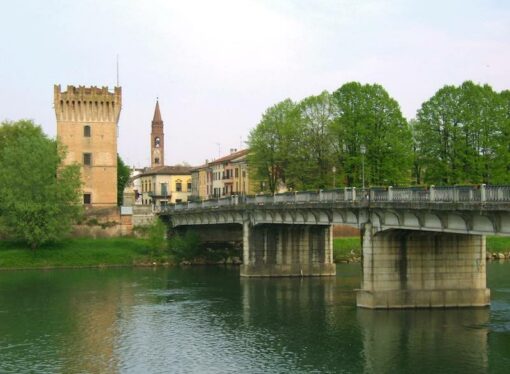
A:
[146,219,168,257]
[0,120,82,248]
[117,154,131,205]
[168,231,201,262]
[248,82,412,191]
[247,99,301,193]
[414,81,509,184]
[292,91,336,189]
[331,82,412,186]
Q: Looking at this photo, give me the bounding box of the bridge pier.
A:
[241,223,336,277]
[357,225,490,308]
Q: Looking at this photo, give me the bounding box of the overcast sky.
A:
[1,0,509,167]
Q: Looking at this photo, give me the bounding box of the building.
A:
[151,100,164,167]
[54,84,122,207]
[191,149,256,200]
[139,166,192,206]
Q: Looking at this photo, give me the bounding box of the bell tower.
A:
[151,100,165,167]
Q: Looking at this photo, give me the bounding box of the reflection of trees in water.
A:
[240,275,365,372]
[358,308,489,374]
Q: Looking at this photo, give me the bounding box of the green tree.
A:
[292,91,336,189]
[415,81,507,184]
[331,82,412,186]
[0,120,82,248]
[117,154,131,205]
[247,99,301,193]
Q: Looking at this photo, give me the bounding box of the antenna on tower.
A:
[116,54,120,87]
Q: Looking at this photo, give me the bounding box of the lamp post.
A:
[360,145,366,189]
[332,166,336,188]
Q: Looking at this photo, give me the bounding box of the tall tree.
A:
[331,82,412,187]
[247,99,301,193]
[0,120,82,248]
[415,81,507,184]
[117,154,131,205]
[293,91,336,189]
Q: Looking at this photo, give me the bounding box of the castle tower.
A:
[54,84,122,207]
[151,100,165,167]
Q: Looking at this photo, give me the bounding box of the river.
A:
[0,263,509,373]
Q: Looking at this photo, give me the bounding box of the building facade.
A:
[54,84,122,207]
[139,166,192,206]
[190,149,256,200]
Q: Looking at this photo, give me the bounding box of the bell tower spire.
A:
[151,99,164,167]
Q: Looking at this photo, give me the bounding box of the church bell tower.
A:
[151,100,164,167]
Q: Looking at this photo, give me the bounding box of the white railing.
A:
[161,184,510,212]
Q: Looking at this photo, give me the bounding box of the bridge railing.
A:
[160,184,509,212]
[486,185,510,201]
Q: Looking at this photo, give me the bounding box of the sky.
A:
[1,0,509,167]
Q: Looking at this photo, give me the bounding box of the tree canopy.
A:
[117,154,131,205]
[248,82,412,192]
[0,120,82,248]
[414,81,509,185]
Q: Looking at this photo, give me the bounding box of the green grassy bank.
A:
[0,237,167,269]
[1,236,509,269]
[333,236,510,262]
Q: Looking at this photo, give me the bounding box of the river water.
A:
[0,263,509,373]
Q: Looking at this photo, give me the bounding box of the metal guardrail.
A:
[160,184,510,213]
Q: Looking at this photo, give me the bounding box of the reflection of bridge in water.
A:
[160,185,510,309]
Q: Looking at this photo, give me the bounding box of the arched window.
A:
[176,179,182,192]
[155,137,160,147]
[84,125,91,137]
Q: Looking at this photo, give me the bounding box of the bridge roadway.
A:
[159,185,510,309]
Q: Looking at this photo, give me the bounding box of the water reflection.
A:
[358,308,489,373]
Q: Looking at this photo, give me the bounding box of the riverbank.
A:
[1,236,509,270]
[332,236,510,263]
[0,237,171,270]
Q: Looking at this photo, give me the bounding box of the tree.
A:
[293,91,336,189]
[0,120,82,248]
[117,154,131,205]
[247,99,301,193]
[331,82,412,186]
[415,81,507,185]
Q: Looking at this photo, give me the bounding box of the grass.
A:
[1,235,509,270]
[333,235,510,262]
[486,237,510,253]
[333,237,361,262]
[0,237,170,269]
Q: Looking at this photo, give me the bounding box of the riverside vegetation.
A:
[2,226,509,269]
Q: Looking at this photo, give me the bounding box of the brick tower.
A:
[151,100,165,167]
[54,84,122,207]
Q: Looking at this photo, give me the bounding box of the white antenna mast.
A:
[116,54,120,87]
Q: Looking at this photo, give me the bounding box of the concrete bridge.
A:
[159,185,510,309]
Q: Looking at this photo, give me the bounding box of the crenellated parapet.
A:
[54,84,122,123]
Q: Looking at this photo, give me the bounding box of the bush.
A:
[147,219,167,257]
[168,231,201,262]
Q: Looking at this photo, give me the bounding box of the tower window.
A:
[84,125,91,137]
[83,193,91,204]
[83,153,92,166]
[155,137,160,148]
[154,158,160,164]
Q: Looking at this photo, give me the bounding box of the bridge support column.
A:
[240,224,336,277]
[357,225,490,308]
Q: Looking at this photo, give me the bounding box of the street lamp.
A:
[332,166,336,188]
[360,145,366,189]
